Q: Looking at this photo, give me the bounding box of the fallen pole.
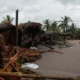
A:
[40,49,63,54]
[1,51,19,72]
[40,42,54,49]
[0,72,76,80]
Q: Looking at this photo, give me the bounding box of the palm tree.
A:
[43,19,51,31]
[2,15,14,24]
[51,21,57,30]
[67,23,77,34]
[59,16,72,33]
[51,21,60,32]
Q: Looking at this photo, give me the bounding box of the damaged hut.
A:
[41,30,73,45]
[0,23,16,45]
[0,22,43,47]
[0,23,41,63]
[20,22,42,48]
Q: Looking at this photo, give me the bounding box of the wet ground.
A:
[33,40,80,78]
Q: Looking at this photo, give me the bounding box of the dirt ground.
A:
[33,40,80,78]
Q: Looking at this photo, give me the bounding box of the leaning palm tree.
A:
[2,15,14,24]
[43,19,51,31]
[59,16,72,33]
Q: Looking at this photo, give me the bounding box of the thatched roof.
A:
[18,22,42,29]
[44,30,57,34]
[20,22,42,35]
[44,30,73,36]
[22,22,42,28]
[0,23,15,33]
[59,33,73,36]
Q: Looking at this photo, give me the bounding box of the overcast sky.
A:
[0,0,80,27]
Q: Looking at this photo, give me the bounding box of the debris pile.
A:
[21,22,42,47]
[18,48,41,63]
[0,23,16,45]
[0,22,43,47]
[0,34,41,75]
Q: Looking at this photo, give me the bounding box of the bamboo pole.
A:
[9,47,15,57]
[1,52,19,72]
[0,72,76,80]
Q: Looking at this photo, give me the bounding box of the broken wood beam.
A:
[40,42,54,49]
[0,72,75,80]
[40,49,63,54]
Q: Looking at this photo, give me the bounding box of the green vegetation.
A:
[2,15,14,24]
[0,15,80,39]
[43,19,51,30]
[43,16,80,39]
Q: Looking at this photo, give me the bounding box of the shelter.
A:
[41,30,73,45]
[0,23,16,45]
[20,22,42,47]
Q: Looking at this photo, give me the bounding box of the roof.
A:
[18,22,42,30]
[20,22,42,34]
[0,23,15,33]
[44,30,73,36]
[44,30,57,34]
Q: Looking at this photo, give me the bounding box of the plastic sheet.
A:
[21,63,39,70]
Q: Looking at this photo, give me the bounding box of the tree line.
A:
[43,16,80,39]
[1,15,80,39]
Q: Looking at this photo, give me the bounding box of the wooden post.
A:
[16,10,18,46]
[15,10,19,53]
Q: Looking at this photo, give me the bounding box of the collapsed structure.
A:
[0,22,74,80]
[0,8,76,79]
[41,30,73,45]
[0,22,43,47]
[0,22,42,80]
[19,22,42,47]
[0,23,16,45]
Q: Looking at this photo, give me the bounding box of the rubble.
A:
[20,22,42,47]
[0,34,41,74]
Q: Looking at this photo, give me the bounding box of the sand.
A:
[33,40,80,78]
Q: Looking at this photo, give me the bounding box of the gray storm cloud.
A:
[0,0,80,27]
[55,0,80,5]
